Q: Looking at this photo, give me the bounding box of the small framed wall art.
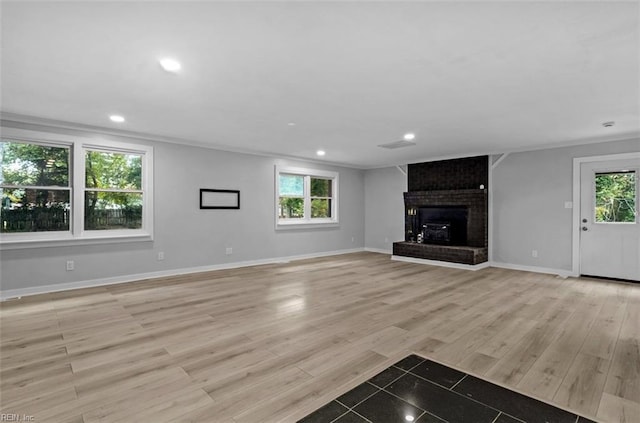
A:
[199,189,240,209]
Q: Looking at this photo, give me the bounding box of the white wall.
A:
[0,121,365,293]
[491,138,639,271]
[363,166,406,252]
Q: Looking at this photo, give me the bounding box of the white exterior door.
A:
[579,158,640,281]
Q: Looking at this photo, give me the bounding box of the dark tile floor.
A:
[298,354,598,423]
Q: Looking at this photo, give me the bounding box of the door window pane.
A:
[595,171,636,223]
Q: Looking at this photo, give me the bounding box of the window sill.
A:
[0,232,153,250]
[275,220,340,230]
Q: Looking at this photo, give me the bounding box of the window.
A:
[85,149,143,230]
[594,170,637,223]
[276,166,338,228]
[1,141,71,233]
[1,135,153,247]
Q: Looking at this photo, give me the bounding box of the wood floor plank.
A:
[516,303,602,400]
[602,298,640,403]
[554,352,610,416]
[0,252,637,423]
[597,392,640,423]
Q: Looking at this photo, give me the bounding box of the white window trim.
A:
[0,127,153,249]
[275,165,339,230]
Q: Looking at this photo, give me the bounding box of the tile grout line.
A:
[302,354,587,423]
[449,373,467,391]
[408,355,584,422]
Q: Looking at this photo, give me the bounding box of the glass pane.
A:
[1,188,70,232]
[311,178,332,197]
[595,171,636,223]
[279,174,304,197]
[279,197,304,219]
[311,198,332,218]
[86,151,142,190]
[0,141,69,187]
[85,191,142,230]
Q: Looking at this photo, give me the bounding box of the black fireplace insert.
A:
[419,207,468,245]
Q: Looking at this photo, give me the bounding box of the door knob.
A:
[582,218,587,223]
[582,226,588,231]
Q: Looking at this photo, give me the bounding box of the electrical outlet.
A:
[351,236,355,243]
[66,260,74,271]
[226,247,233,255]
[532,250,538,258]
[384,237,389,243]
[564,201,573,209]
[157,251,165,261]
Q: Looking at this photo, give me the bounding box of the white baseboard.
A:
[490,261,575,278]
[389,254,574,277]
[391,255,491,271]
[364,247,392,255]
[0,248,365,301]
[0,249,578,301]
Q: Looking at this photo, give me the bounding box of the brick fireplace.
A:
[393,156,489,265]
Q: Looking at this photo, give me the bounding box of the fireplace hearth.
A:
[395,189,488,265]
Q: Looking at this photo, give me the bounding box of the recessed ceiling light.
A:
[109,115,125,123]
[602,121,615,128]
[288,122,296,126]
[316,150,326,156]
[403,133,416,141]
[159,57,181,73]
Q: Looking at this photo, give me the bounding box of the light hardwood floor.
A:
[1,252,638,422]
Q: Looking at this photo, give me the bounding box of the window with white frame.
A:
[275,166,338,227]
[1,141,71,233]
[1,136,153,246]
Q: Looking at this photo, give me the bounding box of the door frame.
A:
[571,151,640,277]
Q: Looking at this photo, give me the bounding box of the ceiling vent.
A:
[378,140,416,149]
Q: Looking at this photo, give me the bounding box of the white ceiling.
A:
[1,1,638,168]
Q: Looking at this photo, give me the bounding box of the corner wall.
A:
[363,166,406,253]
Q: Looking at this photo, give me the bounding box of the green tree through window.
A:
[85,151,143,230]
[1,141,70,232]
[276,166,338,226]
[595,171,636,223]
[1,135,152,243]
[311,177,332,218]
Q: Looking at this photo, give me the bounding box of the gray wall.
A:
[363,166,406,252]
[491,138,639,270]
[0,123,365,292]
[362,138,639,272]
[2,118,637,294]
